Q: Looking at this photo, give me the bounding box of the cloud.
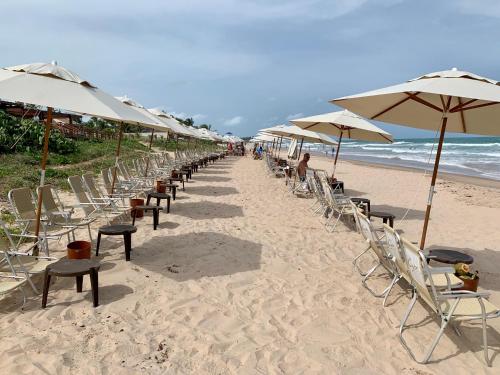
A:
[286,113,304,120]
[224,116,244,126]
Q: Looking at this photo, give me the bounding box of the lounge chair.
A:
[396,235,500,366]
[68,175,118,222]
[0,219,57,294]
[317,173,354,232]
[8,187,76,255]
[38,184,96,241]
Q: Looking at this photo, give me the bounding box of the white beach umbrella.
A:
[291,110,392,174]
[261,124,337,159]
[0,62,157,249]
[331,68,500,249]
[117,96,176,178]
[147,108,198,138]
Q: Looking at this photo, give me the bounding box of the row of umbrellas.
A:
[255,68,500,249]
[0,61,236,252]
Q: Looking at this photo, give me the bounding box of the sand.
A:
[1,154,500,374]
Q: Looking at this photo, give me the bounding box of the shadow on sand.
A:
[172,201,244,220]
[133,232,262,281]
[184,185,238,197]
[193,175,232,183]
[370,204,426,221]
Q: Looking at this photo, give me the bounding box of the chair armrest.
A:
[438,289,491,300]
[428,266,455,275]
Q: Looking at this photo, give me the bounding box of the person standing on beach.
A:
[297,153,310,182]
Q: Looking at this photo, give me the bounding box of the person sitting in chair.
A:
[297,153,310,182]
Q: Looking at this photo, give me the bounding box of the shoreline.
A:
[342,158,500,190]
[306,151,500,190]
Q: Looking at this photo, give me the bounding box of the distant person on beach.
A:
[257,144,263,159]
[297,153,310,182]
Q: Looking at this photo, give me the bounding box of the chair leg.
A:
[353,242,374,276]
[382,275,401,307]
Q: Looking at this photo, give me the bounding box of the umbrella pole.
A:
[33,107,53,256]
[419,116,448,250]
[110,122,124,196]
[277,136,283,158]
[332,131,343,179]
[271,139,275,156]
[144,129,155,177]
[297,138,304,160]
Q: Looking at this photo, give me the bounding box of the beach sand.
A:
[1,154,499,374]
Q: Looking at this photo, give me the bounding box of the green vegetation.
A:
[0,110,76,154]
[0,138,148,198]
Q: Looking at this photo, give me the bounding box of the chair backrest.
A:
[356,212,394,267]
[8,188,36,222]
[38,185,60,218]
[399,236,440,311]
[101,168,113,194]
[383,224,409,280]
[68,176,94,216]
[82,173,103,200]
[117,161,131,180]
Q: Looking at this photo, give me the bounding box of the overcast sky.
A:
[2,0,500,138]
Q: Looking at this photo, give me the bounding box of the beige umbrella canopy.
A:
[147,108,198,138]
[261,124,338,159]
[0,62,157,253]
[291,110,392,175]
[331,68,500,249]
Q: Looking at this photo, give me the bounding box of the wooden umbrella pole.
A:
[110,122,124,195]
[419,116,448,250]
[297,138,304,160]
[144,129,155,177]
[331,131,343,179]
[277,136,283,158]
[33,107,53,255]
[271,139,275,156]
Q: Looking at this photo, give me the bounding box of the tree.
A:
[199,124,212,130]
[183,117,194,127]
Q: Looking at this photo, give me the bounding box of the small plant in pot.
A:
[454,263,479,292]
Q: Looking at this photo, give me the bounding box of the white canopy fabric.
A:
[261,125,338,146]
[252,133,278,142]
[331,68,500,136]
[191,127,215,141]
[115,96,175,132]
[147,108,198,137]
[0,62,154,125]
[291,110,393,143]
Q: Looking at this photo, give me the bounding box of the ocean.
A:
[305,136,500,181]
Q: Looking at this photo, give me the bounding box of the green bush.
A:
[0,110,77,155]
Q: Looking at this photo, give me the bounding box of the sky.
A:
[2,0,500,139]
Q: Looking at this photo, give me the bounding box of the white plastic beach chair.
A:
[38,184,96,241]
[396,236,500,366]
[0,219,57,295]
[8,187,76,255]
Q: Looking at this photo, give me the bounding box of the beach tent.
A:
[0,62,157,251]
[331,68,500,249]
[261,124,337,159]
[291,110,392,176]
